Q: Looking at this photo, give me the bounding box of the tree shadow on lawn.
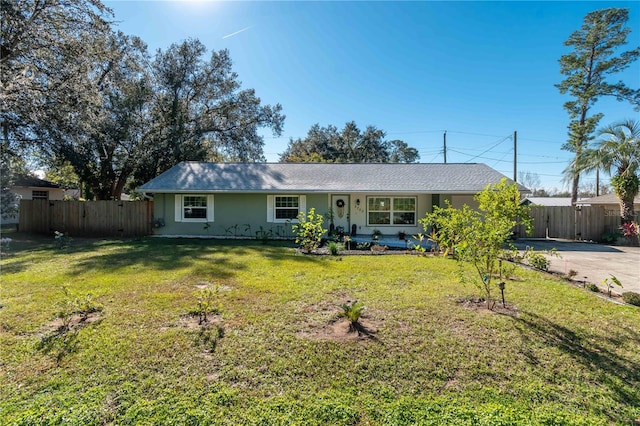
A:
[64,238,327,278]
[2,235,248,278]
[0,232,68,273]
[514,311,640,412]
[65,238,255,278]
[1,236,318,276]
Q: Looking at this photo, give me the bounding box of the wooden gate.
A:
[516,205,606,241]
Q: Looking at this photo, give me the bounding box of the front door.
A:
[331,195,350,234]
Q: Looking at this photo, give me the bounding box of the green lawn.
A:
[1,235,639,425]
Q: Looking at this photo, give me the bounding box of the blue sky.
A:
[105,1,640,191]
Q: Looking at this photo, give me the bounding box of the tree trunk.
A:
[619,196,636,224]
[613,173,639,225]
[571,173,580,206]
[113,178,127,201]
[93,187,113,200]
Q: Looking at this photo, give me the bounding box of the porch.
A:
[348,234,435,250]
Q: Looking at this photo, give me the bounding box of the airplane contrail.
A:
[222,26,252,39]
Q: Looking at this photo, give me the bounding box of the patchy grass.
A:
[1,235,639,425]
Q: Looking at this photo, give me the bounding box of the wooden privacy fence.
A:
[515,205,607,241]
[19,200,153,237]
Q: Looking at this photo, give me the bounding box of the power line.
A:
[443,130,508,138]
[448,147,513,155]
[445,134,512,163]
[386,130,443,135]
[518,160,568,164]
[447,149,510,164]
[426,152,442,163]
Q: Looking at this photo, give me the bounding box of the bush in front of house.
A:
[528,251,550,271]
[620,222,640,246]
[292,208,327,253]
[328,241,342,255]
[586,283,600,292]
[621,291,640,306]
[600,231,621,245]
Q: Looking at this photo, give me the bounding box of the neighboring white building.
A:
[1,175,65,225]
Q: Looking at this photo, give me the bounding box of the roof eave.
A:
[138,188,489,194]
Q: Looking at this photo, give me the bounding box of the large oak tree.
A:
[1,0,113,210]
[41,37,285,199]
[279,121,419,163]
[132,40,285,189]
[2,0,284,200]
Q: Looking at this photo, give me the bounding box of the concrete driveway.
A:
[512,239,640,295]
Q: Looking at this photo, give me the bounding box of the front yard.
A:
[1,236,639,425]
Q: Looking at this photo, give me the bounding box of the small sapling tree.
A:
[292,208,326,253]
[421,178,531,309]
[602,275,623,297]
[54,231,72,250]
[193,284,221,325]
[56,286,102,330]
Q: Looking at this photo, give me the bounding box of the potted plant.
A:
[372,229,382,240]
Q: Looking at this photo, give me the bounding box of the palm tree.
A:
[571,119,640,224]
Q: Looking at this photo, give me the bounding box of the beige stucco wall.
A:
[450,194,478,210]
[12,186,65,201]
[1,186,65,225]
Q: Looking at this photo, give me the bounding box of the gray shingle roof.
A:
[577,194,640,206]
[14,175,61,188]
[138,162,523,193]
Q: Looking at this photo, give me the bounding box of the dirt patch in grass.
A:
[297,317,380,342]
[36,312,105,364]
[455,296,519,317]
[295,296,384,342]
[41,311,104,334]
[192,282,233,292]
[297,299,382,343]
[179,314,223,330]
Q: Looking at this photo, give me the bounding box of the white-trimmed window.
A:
[174,194,214,222]
[267,195,306,223]
[367,196,416,225]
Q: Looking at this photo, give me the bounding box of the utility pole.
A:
[513,131,517,182]
[596,169,600,197]
[443,130,447,163]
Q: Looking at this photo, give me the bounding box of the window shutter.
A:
[174,195,182,222]
[207,195,215,222]
[266,195,274,222]
[299,195,306,214]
